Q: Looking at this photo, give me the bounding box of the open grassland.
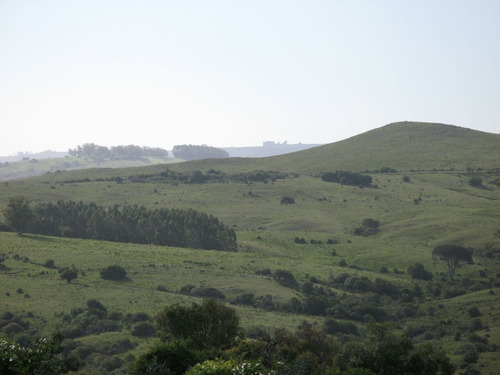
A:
[1,122,500,373]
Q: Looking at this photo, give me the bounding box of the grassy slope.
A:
[0,156,181,181]
[1,121,499,373]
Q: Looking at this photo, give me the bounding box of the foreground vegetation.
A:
[0,122,499,374]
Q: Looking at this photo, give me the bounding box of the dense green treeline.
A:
[68,143,169,160]
[5,198,237,251]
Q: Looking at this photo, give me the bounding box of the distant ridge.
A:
[222,142,322,158]
[260,122,500,173]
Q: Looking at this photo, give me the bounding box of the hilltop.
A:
[0,121,499,374]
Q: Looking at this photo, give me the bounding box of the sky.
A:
[1,1,499,155]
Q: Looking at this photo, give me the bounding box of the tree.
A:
[0,332,81,374]
[156,298,241,351]
[60,268,78,284]
[100,265,127,281]
[407,263,433,281]
[3,196,34,234]
[432,245,473,281]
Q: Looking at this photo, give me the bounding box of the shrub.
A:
[190,287,226,299]
[469,177,483,187]
[468,306,481,318]
[185,359,235,375]
[60,268,78,284]
[86,299,107,312]
[407,263,433,280]
[44,259,55,268]
[273,269,298,288]
[100,265,127,281]
[131,322,156,337]
[280,196,295,204]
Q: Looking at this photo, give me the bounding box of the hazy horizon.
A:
[1,1,499,155]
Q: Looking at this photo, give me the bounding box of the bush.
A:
[469,177,483,187]
[100,265,127,281]
[468,306,482,318]
[128,340,199,375]
[185,359,235,375]
[281,196,295,204]
[60,268,78,283]
[407,263,433,280]
[190,287,226,299]
[131,322,156,337]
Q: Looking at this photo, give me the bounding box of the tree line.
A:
[320,171,373,186]
[172,145,229,160]
[3,197,237,251]
[68,143,169,160]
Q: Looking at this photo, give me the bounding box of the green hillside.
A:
[261,122,500,173]
[0,121,499,374]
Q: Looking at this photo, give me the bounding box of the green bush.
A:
[100,265,127,281]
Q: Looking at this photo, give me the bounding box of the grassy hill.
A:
[0,121,499,374]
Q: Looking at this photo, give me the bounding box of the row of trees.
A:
[173,145,229,160]
[3,197,237,251]
[320,171,373,186]
[68,143,169,160]
[129,298,455,375]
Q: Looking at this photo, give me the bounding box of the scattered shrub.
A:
[131,322,156,337]
[100,265,127,281]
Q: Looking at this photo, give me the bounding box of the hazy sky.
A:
[1,1,499,155]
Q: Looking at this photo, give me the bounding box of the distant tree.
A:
[273,269,299,288]
[0,332,81,374]
[407,263,433,281]
[3,196,34,234]
[100,265,127,281]
[280,196,295,204]
[172,145,229,160]
[432,245,473,281]
[468,177,483,187]
[60,268,78,284]
[156,298,240,351]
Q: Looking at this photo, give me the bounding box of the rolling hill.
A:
[0,121,499,374]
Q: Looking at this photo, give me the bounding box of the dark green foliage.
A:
[321,171,373,186]
[468,177,483,187]
[323,319,359,336]
[408,263,433,280]
[403,175,411,183]
[280,196,295,204]
[172,144,229,160]
[190,286,226,299]
[234,293,256,306]
[339,324,455,375]
[44,259,55,268]
[68,143,168,160]
[294,236,307,244]
[379,167,397,173]
[0,332,82,374]
[468,306,481,318]
[432,245,473,281]
[3,196,34,234]
[156,298,241,351]
[273,269,299,288]
[354,218,380,236]
[128,340,199,375]
[131,322,156,337]
[87,299,107,312]
[60,268,78,283]
[29,200,237,251]
[100,265,127,281]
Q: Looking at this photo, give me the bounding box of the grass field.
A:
[1,122,499,374]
